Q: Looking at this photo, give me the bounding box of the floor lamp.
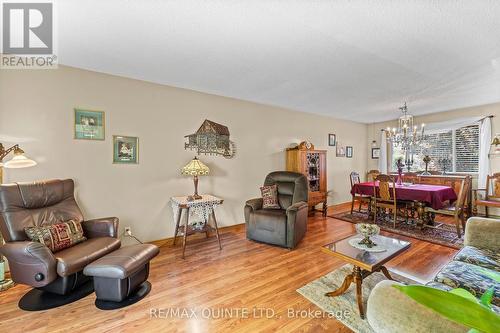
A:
[0,143,37,291]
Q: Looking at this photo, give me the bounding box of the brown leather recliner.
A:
[245,171,309,249]
[0,179,121,299]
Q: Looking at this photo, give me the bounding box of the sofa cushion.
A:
[434,260,500,306]
[453,246,500,271]
[260,184,281,209]
[24,220,86,252]
[55,237,121,276]
[426,279,500,314]
[425,281,453,291]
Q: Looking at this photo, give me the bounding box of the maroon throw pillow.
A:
[25,220,87,252]
[260,184,281,209]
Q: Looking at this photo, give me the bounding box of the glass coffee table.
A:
[321,234,411,318]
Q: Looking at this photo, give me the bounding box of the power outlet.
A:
[124,226,132,236]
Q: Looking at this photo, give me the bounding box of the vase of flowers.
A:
[355,223,380,248]
[395,158,404,185]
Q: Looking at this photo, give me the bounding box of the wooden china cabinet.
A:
[286,141,327,216]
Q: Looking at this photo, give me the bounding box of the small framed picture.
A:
[113,136,139,164]
[346,146,353,158]
[372,148,380,159]
[74,109,105,140]
[336,145,345,157]
[328,134,336,146]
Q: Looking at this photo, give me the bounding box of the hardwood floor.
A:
[0,203,458,333]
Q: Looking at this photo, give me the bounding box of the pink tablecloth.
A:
[351,181,457,210]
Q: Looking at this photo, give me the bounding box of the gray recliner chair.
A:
[245,171,308,249]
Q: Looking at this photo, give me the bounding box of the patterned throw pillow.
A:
[260,184,281,209]
[25,220,87,252]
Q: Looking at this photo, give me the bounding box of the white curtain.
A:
[378,131,388,174]
[478,117,492,192]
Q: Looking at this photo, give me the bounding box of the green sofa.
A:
[367,217,500,333]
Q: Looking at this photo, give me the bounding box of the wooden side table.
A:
[171,195,223,258]
[322,234,410,318]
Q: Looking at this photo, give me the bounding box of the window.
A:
[391,124,479,173]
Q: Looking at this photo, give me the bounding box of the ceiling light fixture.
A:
[385,102,425,168]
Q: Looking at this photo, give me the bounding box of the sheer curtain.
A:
[378,131,388,174]
[478,117,492,192]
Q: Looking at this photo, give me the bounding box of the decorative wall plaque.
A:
[184,119,235,158]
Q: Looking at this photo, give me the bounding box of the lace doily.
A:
[171,195,222,225]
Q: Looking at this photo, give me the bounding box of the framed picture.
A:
[113,136,139,164]
[372,148,380,159]
[328,133,336,146]
[336,145,345,157]
[346,146,353,158]
[74,109,105,140]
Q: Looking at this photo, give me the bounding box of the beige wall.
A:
[0,66,367,242]
[367,103,500,174]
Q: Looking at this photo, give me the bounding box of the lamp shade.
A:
[181,157,209,176]
[3,148,37,169]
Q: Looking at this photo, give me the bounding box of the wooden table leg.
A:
[173,206,182,245]
[416,202,426,229]
[322,200,328,217]
[379,266,394,280]
[211,210,222,250]
[182,208,189,259]
[416,201,439,228]
[325,273,354,297]
[325,265,365,318]
[204,217,209,238]
[428,212,436,226]
[354,266,364,318]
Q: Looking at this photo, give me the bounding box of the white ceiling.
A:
[57,0,500,123]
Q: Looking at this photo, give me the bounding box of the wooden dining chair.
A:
[350,171,371,214]
[367,169,380,182]
[373,174,408,227]
[425,175,471,237]
[473,172,500,217]
[399,172,419,217]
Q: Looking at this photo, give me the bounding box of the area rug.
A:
[330,211,463,249]
[297,264,418,333]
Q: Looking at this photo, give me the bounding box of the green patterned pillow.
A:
[25,220,87,252]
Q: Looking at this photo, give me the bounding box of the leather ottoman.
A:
[83,244,159,309]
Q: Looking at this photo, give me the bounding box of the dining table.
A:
[351,181,457,226]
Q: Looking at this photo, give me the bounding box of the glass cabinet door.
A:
[306,152,320,192]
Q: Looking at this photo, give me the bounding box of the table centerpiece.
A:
[355,223,380,248]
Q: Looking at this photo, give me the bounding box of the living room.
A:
[0,1,499,332]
